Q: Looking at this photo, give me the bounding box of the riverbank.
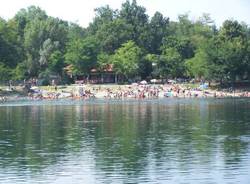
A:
[1,83,250,103]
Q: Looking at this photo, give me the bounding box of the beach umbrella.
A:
[168,79,176,84]
[140,80,147,85]
[131,82,138,86]
[150,79,157,84]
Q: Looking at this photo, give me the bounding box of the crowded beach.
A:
[1,80,250,103]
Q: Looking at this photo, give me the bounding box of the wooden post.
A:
[101,73,104,83]
[115,74,118,83]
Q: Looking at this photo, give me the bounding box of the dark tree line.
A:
[0,0,250,84]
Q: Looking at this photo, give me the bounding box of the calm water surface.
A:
[0,98,250,183]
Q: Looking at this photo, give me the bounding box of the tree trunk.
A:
[115,74,118,83]
[101,74,104,84]
[87,74,89,83]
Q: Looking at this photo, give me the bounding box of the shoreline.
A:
[1,96,250,108]
[1,83,250,103]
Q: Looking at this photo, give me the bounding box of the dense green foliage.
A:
[0,1,250,83]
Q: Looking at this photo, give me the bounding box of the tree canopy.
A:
[0,1,250,84]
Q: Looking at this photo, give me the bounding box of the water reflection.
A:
[0,99,250,183]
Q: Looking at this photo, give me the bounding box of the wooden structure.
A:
[64,64,117,84]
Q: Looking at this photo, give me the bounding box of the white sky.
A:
[0,0,249,27]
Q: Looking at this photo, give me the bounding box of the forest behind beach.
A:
[0,0,250,85]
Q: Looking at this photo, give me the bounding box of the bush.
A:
[38,70,51,86]
[12,62,30,80]
[0,63,12,81]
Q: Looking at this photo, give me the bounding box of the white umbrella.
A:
[168,79,176,84]
[140,80,147,85]
[150,79,157,84]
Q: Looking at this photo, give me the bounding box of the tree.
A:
[0,18,22,69]
[48,50,64,74]
[220,20,245,40]
[14,6,48,38]
[65,36,98,75]
[184,15,215,80]
[0,63,12,80]
[145,54,160,78]
[160,47,183,78]
[160,35,194,78]
[205,20,248,83]
[97,52,112,71]
[39,39,59,67]
[148,12,169,54]
[162,36,195,60]
[67,23,85,40]
[119,0,149,47]
[96,19,133,54]
[185,49,209,79]
[1,4,250,84]
[176,14,194,37]
[111,40,142,80]
[88,5,117,35]
[18,7,68,77]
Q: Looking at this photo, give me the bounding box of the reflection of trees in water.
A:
[208,101,250,167]
[91,103,154,177]
[89,101,250,179]
[0,100,249,178]
[0,105,87,172]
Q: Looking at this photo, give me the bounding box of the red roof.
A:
[64,64,114,74]
[91,64,114,73]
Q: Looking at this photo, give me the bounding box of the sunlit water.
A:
[0,98,250,183]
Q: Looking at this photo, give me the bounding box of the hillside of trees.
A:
[0,0,250,84]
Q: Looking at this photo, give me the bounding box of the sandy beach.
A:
[1,83,250,103]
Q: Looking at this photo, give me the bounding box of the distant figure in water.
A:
[52,79,57,91]
[0,96,7,103]
[8,80,13,90]
[214,92,217,98]
[79,87,85,98]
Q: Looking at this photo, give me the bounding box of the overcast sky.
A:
[0,0,249,27]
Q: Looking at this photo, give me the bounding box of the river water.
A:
[0,98,250,183]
